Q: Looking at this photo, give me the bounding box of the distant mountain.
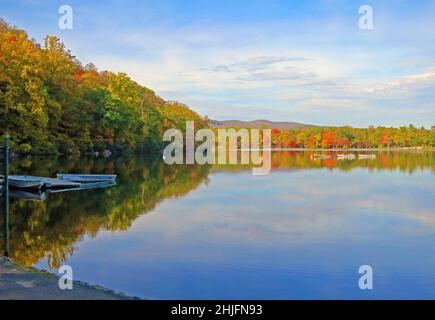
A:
[208,119,318,130]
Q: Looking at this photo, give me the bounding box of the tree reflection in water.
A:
[1,156,210,268]
[0,151,433,268]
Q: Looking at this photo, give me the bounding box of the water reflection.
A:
[2,156,209,267]
[0,151,434,299]
[213,151,434,173]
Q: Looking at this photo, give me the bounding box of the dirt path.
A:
[0,256,132,300]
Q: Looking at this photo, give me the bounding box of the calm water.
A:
[1,151,434,299]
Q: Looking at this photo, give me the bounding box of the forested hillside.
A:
[0,19,207,155]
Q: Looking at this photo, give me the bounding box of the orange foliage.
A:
[379,131,390,146]
[73,69,82,81]
[322,131,336,148]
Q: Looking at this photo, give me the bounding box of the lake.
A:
[1,151,434,299]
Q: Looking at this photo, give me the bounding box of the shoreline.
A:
[0,256,136,300]
[12,147,434,158]
[229,148,434,152]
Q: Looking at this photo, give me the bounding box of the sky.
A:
[1,0,435,127]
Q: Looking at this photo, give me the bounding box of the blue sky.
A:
[2,0,435,127]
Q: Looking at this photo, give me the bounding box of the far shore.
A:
[229,147,434,152]
[9,147,434,158]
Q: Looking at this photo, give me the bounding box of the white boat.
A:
[337,154,356,160]
[56,174,117,183]
[358,154,376,159]
[47,180,117,193]
[310,154,332,159]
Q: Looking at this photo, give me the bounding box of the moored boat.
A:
[9,176,81,190]
[337,154,356,160]
[310,154,332,159]
[9,176,45,189]
[358,154,376,159]
[56,174,117,183]
[42,178,81,189]
[47,180,117,193]
[10,189,46,201]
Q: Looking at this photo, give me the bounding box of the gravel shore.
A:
[0,256,134,300]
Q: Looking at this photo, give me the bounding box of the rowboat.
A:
[46,181,117,194]
[56,174,117,183]
[337,154,356,160]
[311,154,332,159]
[358,154,376,159]
[79,180,117,189]
[41,178,81,189]
[9,176,45,189]
[10,189,46,201]
[9,176,81,190]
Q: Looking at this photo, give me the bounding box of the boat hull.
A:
[9,176,44,189]
[9,176,80,190]
[56,174,117,183]
[358,155,376,159]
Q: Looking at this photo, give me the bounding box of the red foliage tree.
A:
[322,131,336,148]
[379,131,390,147]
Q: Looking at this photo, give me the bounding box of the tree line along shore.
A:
[228,126,435,150]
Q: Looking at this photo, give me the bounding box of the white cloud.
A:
[60,8,435,126]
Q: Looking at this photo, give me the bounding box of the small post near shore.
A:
[1,135,9,257]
